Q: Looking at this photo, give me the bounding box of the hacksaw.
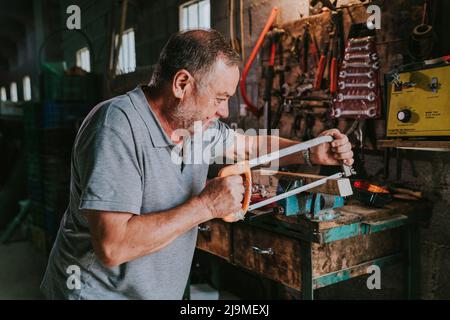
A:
[218,135,355,222]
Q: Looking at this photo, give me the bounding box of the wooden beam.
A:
[254,169,353,197]
[378,139,450,151]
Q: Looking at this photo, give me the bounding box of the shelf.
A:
[378,139,450,151]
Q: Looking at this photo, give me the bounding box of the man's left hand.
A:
[310,129,354,166]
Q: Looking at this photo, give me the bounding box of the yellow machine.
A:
[386,63,450,138]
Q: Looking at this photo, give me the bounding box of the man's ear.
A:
[172,69,194,99]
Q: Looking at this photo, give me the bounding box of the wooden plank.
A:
[337,200,432,221]
[361,214,408,234]
[378,139,450,151]
[273,200,431,235]
[256,169,353,196]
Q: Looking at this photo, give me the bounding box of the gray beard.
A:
[165,104,198,134]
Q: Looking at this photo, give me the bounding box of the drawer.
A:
[196,219,232,261]
[233,223,301,289]
[312,228,403,277]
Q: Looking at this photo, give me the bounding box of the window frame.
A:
[115,28,136,75]
[23,76,32,101]
[76,47,91,72]
[10,82,18,102]
[0,87,6,101]
[179,0,211,31]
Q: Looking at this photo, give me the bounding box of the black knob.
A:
[397,109,411,123]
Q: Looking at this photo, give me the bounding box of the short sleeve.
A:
[76,126,143,214]
[206,120,236,159]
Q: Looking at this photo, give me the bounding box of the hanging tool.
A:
[263,40,276,132]
[229,0,241,53]
[330,10,344,94]
[290,35,303,62]
[272,86,289,130]
[330,34,338,94]
[240,7,279,116]
[313,38,328,90]
[272,67,288,129]
[311,33,321,62]
[302,113,316,141]
[324,34,334,84]
[302,24,311,73]
[263,28,285,132]
[239,0,245,61]
[218,135,355,222]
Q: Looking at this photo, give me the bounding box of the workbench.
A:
[192,200,432,300]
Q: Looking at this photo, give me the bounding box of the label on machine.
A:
[386,64,450,138]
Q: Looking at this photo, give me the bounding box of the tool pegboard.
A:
[252,1,424,150]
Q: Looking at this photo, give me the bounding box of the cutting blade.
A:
[248,172,344,212]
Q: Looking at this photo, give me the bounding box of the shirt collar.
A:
[127,86,175,148]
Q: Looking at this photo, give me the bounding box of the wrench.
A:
[337,92,376,102]
[338,81,376,89]
[342,61,380,69]
[349,36,374,45]
[345,44,370,52]
[334,107,377,117]
[296,83,313,97]
[339,70,374,79]
[344,53,378,61]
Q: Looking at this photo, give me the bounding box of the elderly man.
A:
[41,29,353,300]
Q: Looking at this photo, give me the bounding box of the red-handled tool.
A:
[330,41,338,94]
[330,10,344,94]
[314,50,327,90]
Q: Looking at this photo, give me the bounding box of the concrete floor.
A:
[0,240,47,300]
[0,238,239,300]
[0,238,406,300]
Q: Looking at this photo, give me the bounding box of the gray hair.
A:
[149,29,241,89]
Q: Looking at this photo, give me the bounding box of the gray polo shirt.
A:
[40,86,234,300]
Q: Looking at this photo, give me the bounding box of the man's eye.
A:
[216,98,226,103]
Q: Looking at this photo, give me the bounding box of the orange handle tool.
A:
[330,57,337,94]
[218,161,252,222]
[314,54,326,90]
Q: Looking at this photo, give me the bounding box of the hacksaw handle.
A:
[218,161,252,222]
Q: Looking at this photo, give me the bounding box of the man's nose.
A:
[216,101,229,119]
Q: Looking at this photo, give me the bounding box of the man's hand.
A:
[310,129,354,166]
[198,175,245,219]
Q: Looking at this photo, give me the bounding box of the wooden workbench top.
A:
[273,199,432,230]
[246,199,433,244]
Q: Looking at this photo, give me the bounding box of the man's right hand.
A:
[198,175,245,219]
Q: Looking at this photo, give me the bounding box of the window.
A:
[76,47,91,72]
[0,87,6,101]
[180,0,210,31]
[116,29,136,75]
[23,76,32,101]
[10,82,18,102]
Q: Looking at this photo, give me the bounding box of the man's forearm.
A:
[92,196,211,267]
